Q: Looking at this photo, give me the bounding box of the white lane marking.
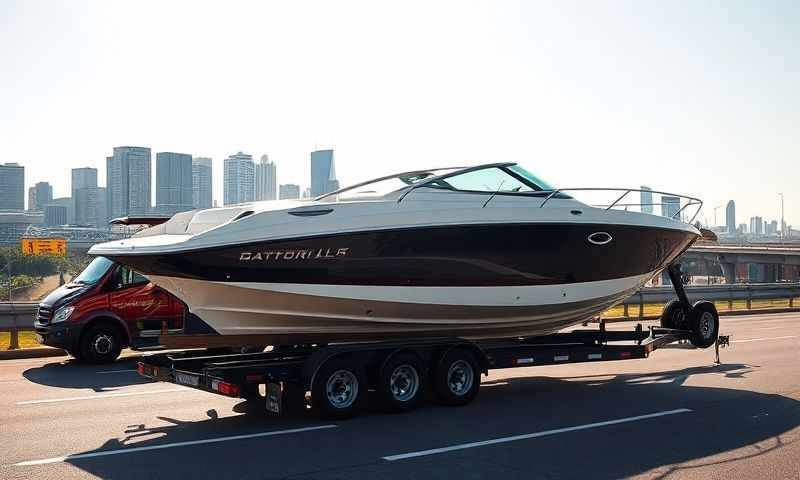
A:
[383,408,692,461]
[731,335,798,344]
[95,369,138,374]
[16,388,192,405]
[13,425,337,466]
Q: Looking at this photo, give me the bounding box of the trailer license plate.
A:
[175,372,199,387]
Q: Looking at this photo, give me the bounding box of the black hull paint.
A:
[108,223,697,287]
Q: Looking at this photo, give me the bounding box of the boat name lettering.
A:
[239,248,350,261]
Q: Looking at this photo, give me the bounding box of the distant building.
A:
[224,152,255,205]
[0,211,43,245]
[44,205,68,227]
[156,152,194,215]
[750,216,764,235]
[71,168,97,196]
[72,167,98,223]
[738,223,747,234]
[279,184,300,200]
[255,155,277,201]
[27,187,37,212]
[302,187,313,199]
[725,200,735,234]
[661,196,681,219]
[107,146,152,218]
[192,157,213,209]
[640,186,653,215]
[767,220,779,236]
[0,163,25,211]
[310,149,339,197]
[75,187,108,227]
[48,197,75,225]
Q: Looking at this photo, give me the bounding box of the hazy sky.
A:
[1,1,797,226]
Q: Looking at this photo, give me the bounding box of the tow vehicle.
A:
[137,264,728,419]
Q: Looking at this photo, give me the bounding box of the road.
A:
[1,312,798,479]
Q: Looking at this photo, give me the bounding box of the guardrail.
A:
[0,302,38,350]
[616,283,800,320]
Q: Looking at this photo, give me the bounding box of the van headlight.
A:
[52,306,75,324]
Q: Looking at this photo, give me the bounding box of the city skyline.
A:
[1,2,797,227]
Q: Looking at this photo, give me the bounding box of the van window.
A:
[115,266,149,288]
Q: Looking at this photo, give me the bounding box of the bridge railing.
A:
[0,302,38,350]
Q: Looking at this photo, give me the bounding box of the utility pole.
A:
[779,193,785,241]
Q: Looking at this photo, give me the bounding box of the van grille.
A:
[37,305,53,325]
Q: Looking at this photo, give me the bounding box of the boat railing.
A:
[538,188,703,224]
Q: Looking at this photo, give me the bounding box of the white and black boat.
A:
[89,162,703,345]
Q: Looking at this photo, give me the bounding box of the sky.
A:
[1,0,797,227]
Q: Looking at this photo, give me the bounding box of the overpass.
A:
[682,244,800,283]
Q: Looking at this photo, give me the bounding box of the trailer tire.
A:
[433,349,480,407]
[660,299,689,330]
[378,353,426,413]
[311,358,366,419]
[79,323,123,364]
[688,301,719,349]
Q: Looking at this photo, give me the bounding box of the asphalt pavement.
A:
[0,312,798,479]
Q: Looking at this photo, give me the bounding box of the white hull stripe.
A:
[216,273,654,307]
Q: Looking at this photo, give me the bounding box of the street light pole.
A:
[779,193,784,241]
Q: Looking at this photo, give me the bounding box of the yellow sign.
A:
[21,238,67,256]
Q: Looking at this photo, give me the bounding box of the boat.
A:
[88,162,703,346]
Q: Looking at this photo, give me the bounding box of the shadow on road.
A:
[56,362,800,479]
[22,355,152,392]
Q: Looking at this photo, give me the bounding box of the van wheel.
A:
[79,324,123,364]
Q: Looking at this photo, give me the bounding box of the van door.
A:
[108,265,182,343]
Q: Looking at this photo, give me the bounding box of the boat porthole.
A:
[587,232,613,245]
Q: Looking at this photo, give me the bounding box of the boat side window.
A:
[429,167,537,193]
[113,266,149,289]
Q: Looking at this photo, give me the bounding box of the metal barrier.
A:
[0,302,38,350]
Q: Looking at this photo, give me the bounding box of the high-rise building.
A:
[192,157,213,209]
[310,149,339,197]
[749,216,764,235]
[27,187,37,212]
[640,186,653,215]
[0,163,25,211]
[32,182,53,211]
[44,205,68,227]
[75,187,108,227]
[72,167,98,222]
[725,200,735,234]
[106,146,152,218]
[255,155,277,201]
[71,168,98,196]
[48,197,75,224]
[767,220,779,236]
[662,196,681,219]
[156,152,194,215]
[279,184,300,200]
[224,152,255,205]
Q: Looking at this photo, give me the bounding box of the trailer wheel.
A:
[378,353,426,413]
[312,359,365,419]
[688,301,719,349]
[433,349,480,406]
[660,299,689,330]
[79,323,123,364]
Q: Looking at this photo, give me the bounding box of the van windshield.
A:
[72,257,114,285]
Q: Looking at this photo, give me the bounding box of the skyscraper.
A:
[48,197,75,224]
[72,167,103,226]
[106,146,152,218]
[255,155,277,201]
[750,216,763,235]
[27,187,37,212]
[192,157,213,209]
[44,205,67,227]
[0,163,24,211]
[31,182,53,211]
[279,184,300,200]
[640,186,653,215]
[662,196,681,219]
[725,200,735,234]
[224,152,255,205]
[156,152,194,215]
[310,149,339,197]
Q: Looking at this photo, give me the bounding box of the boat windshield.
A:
[423,165,554,193]
[331,168,461,200]
[72,256,114,285]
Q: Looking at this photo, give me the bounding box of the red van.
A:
[34,256,186,363]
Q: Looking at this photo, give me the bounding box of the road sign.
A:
[20,238,67,256]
